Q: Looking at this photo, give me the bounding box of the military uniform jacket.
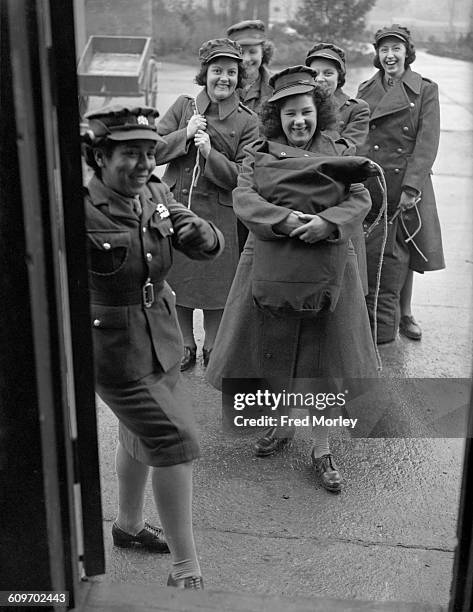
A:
[85,174,224,385]
[155,89,259,308]
[334,88,370,152]
[236,65,273,117]
[357,67,444,271]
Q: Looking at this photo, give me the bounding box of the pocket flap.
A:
[87,230,130,251]
[91,304,128,329]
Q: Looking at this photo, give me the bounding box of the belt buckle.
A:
[142,279,155,308]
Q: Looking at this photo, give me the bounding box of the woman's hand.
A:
[186,114,207,139]
[194,129,211,158]
[273,211,305,235]
[398,190,418,211]
[289,214,336,243]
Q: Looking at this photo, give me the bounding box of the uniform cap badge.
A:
[155,203,170,219]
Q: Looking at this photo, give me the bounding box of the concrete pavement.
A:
[90,51,472,609]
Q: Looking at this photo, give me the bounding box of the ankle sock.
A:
[311,432,330,459]
[171,558,201,580]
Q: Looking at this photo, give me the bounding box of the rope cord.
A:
[399,203,428,262]
[187,99,202,210]
[369,168,388,371]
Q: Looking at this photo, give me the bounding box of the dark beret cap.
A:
[198,38,243,64]
[374,24,411,46]
[85,104,163,142]
[305,42,346,74]
[227,20,266,44]
[268,65,318,103]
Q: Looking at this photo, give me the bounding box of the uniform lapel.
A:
[87,175,137,222]
[334,88,349,112]
[367,68,421,121]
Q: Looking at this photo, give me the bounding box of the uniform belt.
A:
[90,280,164,308]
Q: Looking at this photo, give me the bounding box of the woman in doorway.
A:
[155,38,259,371]
[207,67,378,492]
[357,25,444,343]
[82,104,224,589]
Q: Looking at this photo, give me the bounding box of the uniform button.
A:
[146,252,153,261]
[142,227,147,233]
[182,188,189,195]
[397,148,403,153]
[394,168,400,174]
[237,108,242,113]
[280,152,287,156]
[403,126,409,132]
[103,242,111,250]
[264,352,272,359]
[345,101,351,106]
[185,167,191,173]
[230,130,236,136]
[410,102,415,107]
[339,120,345,126]
[93,319,101,327]
[373,145,379,151]
[371,124,376,130]
[303,154,309,157]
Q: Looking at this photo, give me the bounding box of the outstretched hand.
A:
[175,217,217,252]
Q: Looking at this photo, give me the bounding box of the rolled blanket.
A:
[251,140,379,318]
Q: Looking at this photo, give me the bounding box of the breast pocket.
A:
[87,230,130,275]
[149,216,174,269]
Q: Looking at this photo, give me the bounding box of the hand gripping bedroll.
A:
[251,140,381,318]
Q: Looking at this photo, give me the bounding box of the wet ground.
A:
[90,51,472,608]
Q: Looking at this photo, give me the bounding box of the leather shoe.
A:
[399,315,422,340]
[112,522,170,553]
[202,347,212,367]
[311,453,343,492]
[167,574,204,589]
[254,426,295,457]
[180,346,197,371]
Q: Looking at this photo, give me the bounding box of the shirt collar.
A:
[196,88,240,119]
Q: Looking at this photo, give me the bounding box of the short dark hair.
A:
[373,38,416,70]
[195,57,247,88]
[260,85,337,140]
[81,136,117,178]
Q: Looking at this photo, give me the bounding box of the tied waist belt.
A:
[90,279,164,308]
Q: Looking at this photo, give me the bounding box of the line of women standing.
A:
[154,24,443,491]
[84,22,445,591]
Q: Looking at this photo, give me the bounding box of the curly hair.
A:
[373,29,416,70]
[260,85,337,140]
[195,57,247,88]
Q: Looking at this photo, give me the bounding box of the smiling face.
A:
[308,57,339,95]
[241,44,263,81]
[280,93,317,148]
[206,57,239,102]
[377,36,407,79]
[96,139,157,196]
